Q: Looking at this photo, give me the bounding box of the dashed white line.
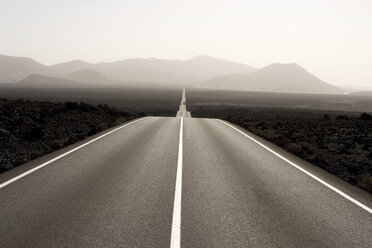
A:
[218,119,372,214]
[0,117,149,189]
[170,117,184,248]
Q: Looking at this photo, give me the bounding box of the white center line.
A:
[0,117,148,189]
[218,119,372,214]
[170,117,184,248]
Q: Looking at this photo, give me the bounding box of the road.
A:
[0,91,371,247]
[176,88,191,118]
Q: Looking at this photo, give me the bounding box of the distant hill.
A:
[64,69,112,83]
[207,63,343,94]
[50,60,95,76]
[0,55,55,83]
[0,54,256,85]
[51,55,257,84]
[0,54,345,94]
[11,74,85,88]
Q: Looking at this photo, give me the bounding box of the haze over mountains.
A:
[0,54,345,94]
[208,63,343,94]
[0,55,56,83]
[11,74,87,88]
[64,69,111,84]
[50,55,257,84]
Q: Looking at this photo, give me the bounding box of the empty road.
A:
[0,91,371,247]
[176,88,191,118]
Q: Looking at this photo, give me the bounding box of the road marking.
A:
[170,117,183,248]
[0,117,149,189]
[219,120,372,214]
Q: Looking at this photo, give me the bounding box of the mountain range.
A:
[208,63,343,94]
[0,54,344,93]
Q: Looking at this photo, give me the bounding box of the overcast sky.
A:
[0,0,371,87]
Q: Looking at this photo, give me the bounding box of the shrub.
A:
[336,115,349,120]
[97,123,108,132]
[115,117,128,125]
[360,113,372,120]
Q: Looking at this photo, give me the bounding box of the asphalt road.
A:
[176,88,191,118]
[0,117,179,247]
[0,96,371,247]
[182,118,371,248]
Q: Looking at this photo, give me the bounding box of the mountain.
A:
[10,74,85,88]
[0,55,55,83]
[51,55,257,84]
[207,63,343,94]
[50,60,94,76]
[0,54,256,85]
[0,54,255,85]
[0,54,343,94]
[64,69,112,83]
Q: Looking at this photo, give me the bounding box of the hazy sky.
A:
[1,0,371,87]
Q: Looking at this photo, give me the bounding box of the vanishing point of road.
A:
[0,89,371,247]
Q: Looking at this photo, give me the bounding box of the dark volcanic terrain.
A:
[0,98,136,172]
[192,106,372,193]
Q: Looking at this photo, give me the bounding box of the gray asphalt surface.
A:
[1,95,371,247]
[176,88,191,118]
[0,117,180,247]
[182,118,372,247]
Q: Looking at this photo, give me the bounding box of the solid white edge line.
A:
[218,119,372,214]
[170,117,183,248]
[0,117,149,189]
